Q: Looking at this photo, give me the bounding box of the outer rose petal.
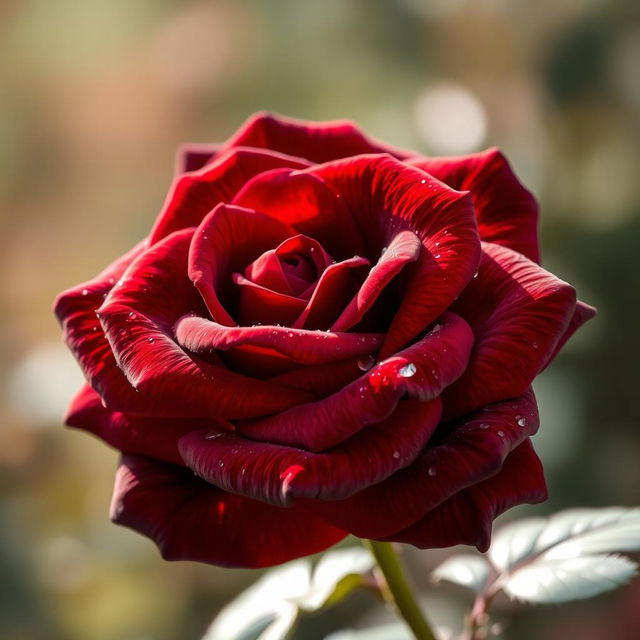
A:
[443,242,577,419]
[111,455,346,568]
[411,148,540,263]
[545,300,597,366]
[99,229,312,418]
[178,398,442,506]
[219,111,413,164]
[301,390,539,539]
[174,143,221,174]
[311,155,481,357]
[236,311,473,451]
[150,147,310,244]
[385,438,546,551]
[65,384,226,465]
[53,240,149,409]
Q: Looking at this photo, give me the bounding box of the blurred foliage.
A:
[1,1,639,639]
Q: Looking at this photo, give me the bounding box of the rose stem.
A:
[364,540,437,640]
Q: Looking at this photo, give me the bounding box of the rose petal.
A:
[174,143,221,174]
[545,300,597,366]
[311,155,481,357]
[302,390,539,539]
[150,147,309,244]
[111,454,346,568]
[178,397,441,506]
[53,240,148,408]
[220,111,413,164]
[443,242,577,419]
[411,148,540,262]
[331,230,422,332]
[174,316,383,366]
[292,255,370,330]
[236,311,472,451]
[65,384,227,465]
[189,203,296,325]
[385,438,547,551]
[232,273,308,326]
[99,229,312,418]
[233,168,364,258]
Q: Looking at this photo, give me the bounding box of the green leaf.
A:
[203,560,310,640]
[298,546,375,611]
[502,554,637,603]
[431,554,491,594]
[487,507,640,604]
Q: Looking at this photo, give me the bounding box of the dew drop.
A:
[420,179,426,184]
[497,430,505,437]
[473,271,479,279]
[428,466,436,477]
[357,355,375,371]
[532,341,539,350]
[399,363,417,378]
[516,416,527,427]
[205,432,223,440]
[434,253,441,259]
[392,451,400,459]
[128,311,136,319]
[147,337,154,343]
[479,423,489,430]
[81,288,89,296]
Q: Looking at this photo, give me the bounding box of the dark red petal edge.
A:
[110,454,347,568]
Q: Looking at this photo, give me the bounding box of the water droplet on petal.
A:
[420,179,426,184]
[497,430,505,437]
[128,311,136,319]
[81,288,89,296]
[147,337,154,343]
[516,416,527,427]
[399,363,417,378]
[428,466,436,477]
[479,423,489,430]
[392,451,400,459]
[532,341,539,349]
[357,355,375,371]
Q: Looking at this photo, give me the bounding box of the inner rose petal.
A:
[244,234,334,298]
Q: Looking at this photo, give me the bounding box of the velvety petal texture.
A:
[55,112,594,568]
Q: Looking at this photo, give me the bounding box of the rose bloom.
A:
[55,113,594,568]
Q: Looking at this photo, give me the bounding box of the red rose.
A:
[54,113,594,568]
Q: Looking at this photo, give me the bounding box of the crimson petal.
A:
[99,229,312,418]
[65,384,227,465]
[443,242,577,420]
[236,311,472,451]
[302,390,539,539]
[178,397,441,506]
[189,204,296,325]
[111,454,346,568]
[233,168,364,258]
[411,148,540,263]
[311,155,481,357]
[174,316,383,366]
[220,111,413,164]
[150,147,309,244]
[53,241,148,408]
[385,439,547,551]
[331,230,422,332]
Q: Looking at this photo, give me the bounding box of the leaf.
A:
[298,546,375,611]
[488,507,640,604]
[203,560,311,640]
[324,623,414,640]
[490,508,640,571]
[431,554,491,594]
[502,554,637,603]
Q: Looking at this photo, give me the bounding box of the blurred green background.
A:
[1,1,639,638]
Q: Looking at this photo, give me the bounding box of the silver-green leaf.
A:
[431,554,491,594]
[501,554,637,603]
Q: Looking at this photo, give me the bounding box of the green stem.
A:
[364,540,437,640]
